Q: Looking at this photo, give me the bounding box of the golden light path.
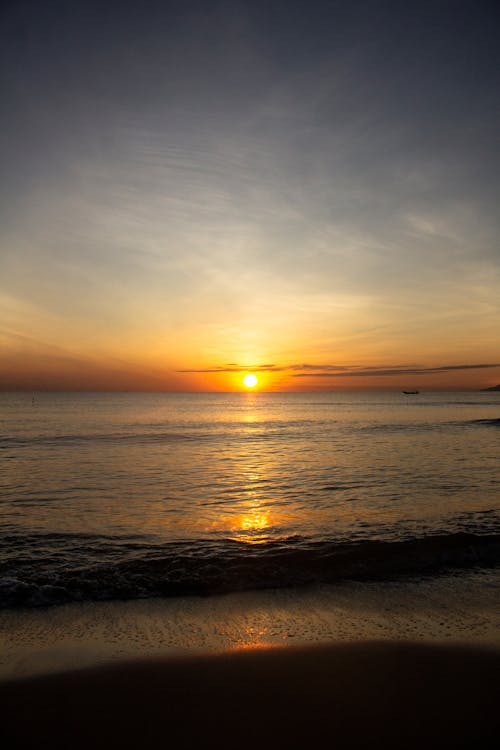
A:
[243,374,258,388]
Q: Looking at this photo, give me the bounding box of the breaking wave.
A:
[1,531,499,609]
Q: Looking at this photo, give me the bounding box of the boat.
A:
[402,390,419,394]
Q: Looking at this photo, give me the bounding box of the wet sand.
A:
[1,640,499,749]
[1,571,499,679]
[1,573,499,747]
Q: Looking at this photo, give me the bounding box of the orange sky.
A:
[1,2,499,392]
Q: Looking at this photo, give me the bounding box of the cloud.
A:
[177,364,291,373]
[178,363,500,376]
[291,364,500,378]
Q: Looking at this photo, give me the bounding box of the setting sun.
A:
[243,374,258,388]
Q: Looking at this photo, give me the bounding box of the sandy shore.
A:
[1,571,499,679]
[1,640,499,749]
[1,573,499,747]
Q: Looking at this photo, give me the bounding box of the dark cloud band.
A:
[178,363,499,376]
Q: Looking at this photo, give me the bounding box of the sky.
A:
[1,0,499,391]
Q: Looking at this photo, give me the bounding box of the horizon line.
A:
[1,387,497,394]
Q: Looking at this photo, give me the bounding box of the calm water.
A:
[1,392,499,607]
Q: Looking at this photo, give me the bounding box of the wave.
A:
[359,417,500,434]
[0,431,209,449]
[465,418,500,427]
[0,421,315,449]
[2,411,499,451]
[1,531,499,610]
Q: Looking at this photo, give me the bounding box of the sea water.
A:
[1,391,499,608]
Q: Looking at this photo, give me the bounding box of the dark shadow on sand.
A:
[1,641,499,748]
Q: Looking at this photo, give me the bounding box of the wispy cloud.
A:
[291,364,500,378]
[178,363,500,377]
[177,363,355,373]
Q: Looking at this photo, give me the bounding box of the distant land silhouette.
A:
[481,384,500,391]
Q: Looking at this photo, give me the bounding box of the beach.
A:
[1,572,499,747]
[1,570,499,679]
[2,640,499,749]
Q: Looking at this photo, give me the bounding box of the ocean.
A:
[1,391,499,609]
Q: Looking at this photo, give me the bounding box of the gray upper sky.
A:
[1,0,499,390]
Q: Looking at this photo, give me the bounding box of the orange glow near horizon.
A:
[1,341,499,393]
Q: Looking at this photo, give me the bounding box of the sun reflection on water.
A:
[233,509,271,543]
[239,512,269,532]
[226,501,274,543]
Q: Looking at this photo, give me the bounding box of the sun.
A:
[243,373,258,388]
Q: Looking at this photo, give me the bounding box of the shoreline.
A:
[1,640,499,748]
[2,571,499,747]
[1,569,499,680]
